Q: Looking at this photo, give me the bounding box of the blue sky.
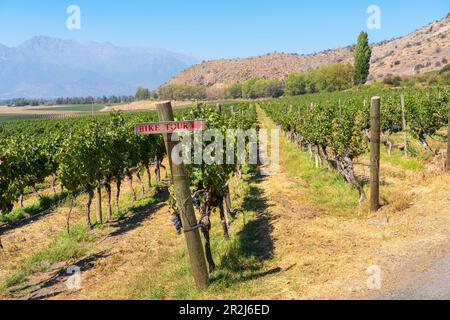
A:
[0,0,448,59]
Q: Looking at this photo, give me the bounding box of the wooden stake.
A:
[156,101,209,290]
[370,97,381,212]
[401,94,408,157]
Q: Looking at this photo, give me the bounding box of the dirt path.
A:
[225,156,377,299]
[380,251,450,300]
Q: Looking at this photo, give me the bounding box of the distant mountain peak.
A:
[0,37,197,99]
[19,35,75,48]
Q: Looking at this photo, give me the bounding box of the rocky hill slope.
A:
[167,14,449,86]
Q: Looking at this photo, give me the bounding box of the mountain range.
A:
[168,14,449,87]
[0,36,197,99]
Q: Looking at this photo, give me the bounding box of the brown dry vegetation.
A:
[0,101,192,117]
[100,100,193,113]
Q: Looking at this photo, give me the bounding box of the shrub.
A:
[242,78,284,99]
[135,87,150,101]
[285,73,307,96]
[383,74,402,87]
[157,84,207,100]
[285,63,355,96]
[226,83,243,99]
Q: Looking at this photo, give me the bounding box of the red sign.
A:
[135,120,206,135]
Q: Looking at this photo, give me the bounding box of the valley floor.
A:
[1,108,450,300]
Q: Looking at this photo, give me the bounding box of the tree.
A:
[135,87,151,101]
[286,73,307,96]
[57,121,107,229]
[226,83,243,99]
[354,31,372,85]
[242,78,284,99]
[103,112,129,221]
[183,103,256,272]
[260,79,284,98]
[286,64,354,96]
[0,152,16,215]
[383,74,402,87]
[242,77,259,99]
[4,135,52,208]
[157,84,207,101]
[205,85,227,100]
[319,64,355,92]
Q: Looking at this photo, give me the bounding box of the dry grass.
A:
[101,100,192,113]
[245,108,450,299]
[0,165,165,299]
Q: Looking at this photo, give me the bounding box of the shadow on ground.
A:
[109,187,168,238]
[9,251,110,300]
[210,167,289,287]
[0,191,72,236]
[7,188,169,300]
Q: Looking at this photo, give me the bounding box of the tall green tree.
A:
[135,87,151,101]
[354,31,372,85]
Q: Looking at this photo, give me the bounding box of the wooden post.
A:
[447,102,450,171]
[401,94,408,157]
[156,101,209,290]
[370,97,381,212]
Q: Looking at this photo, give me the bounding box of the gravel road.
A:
[381,252,450,300]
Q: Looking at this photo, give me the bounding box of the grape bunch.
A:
[172,214,183,235]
